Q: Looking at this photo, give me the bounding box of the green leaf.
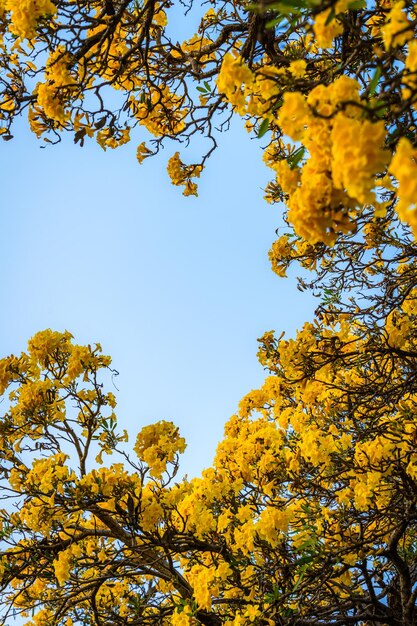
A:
[197,86,207,93]
[325,8,335,25]
[266,15,285,28]
[253,0,310,17]
[271,98,283,112]
[296,539,317,551]
[292,564,308,592]
[281,0,309,7]
[287,146,305,169]
[373,99,387,118]
[295,554,315,566]
[267,2,301,15]
[263,0,309,8]
[348,0,366,8]
[258,118,270,138]
[368,66,382,96]
[203,81,211,91]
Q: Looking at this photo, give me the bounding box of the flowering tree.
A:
[2,1,417,625]
[2,0,417,352]
[0,321,417,626]
[0,0,416,207]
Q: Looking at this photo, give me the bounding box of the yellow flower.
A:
[216,53,254,115]
[313,9,343,49]
[389,137,417,235]
[131,87,188,136]
[382,0,412,48]
[278,91,310,141]
[167,152,202,197]
[6,0,57,40]
[53,549,72,585]
[289,59,307,78]
[136,142,152,164]
[134,420,186,477]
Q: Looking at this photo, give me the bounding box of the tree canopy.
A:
[2,0,417,625]
[1,0,416,206]
[1,317,417,626]
[2,0,417,317]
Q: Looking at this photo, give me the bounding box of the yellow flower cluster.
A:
[268,234,296,277]
[167,152,202,197]
[151,3,167,28]
[134,420,186,478]
[27,328,111,381]
[389,137,417,235]
[402,39,417,102]
[171,606,195,626]
[5,0,57,40]
[45,47,74,89]
[216,53,255,115]
[36,82,68,123]
[331,114,387,203]
[97,127,131,150]
[136,141,153,164]
[256,506,291,546]
[36,47,75,124]
[131,87,188,137]
[381,0,413,48]
[1,317,417,625]
[27,328,72,368]
[53,548,72,585]
[312,0,353,49]
[313,9,344,49]
[25,453,74,495]
[10,378,62,428]
[385,295,417,348]
[27,105,50,137]
[171,35,216,66]
[216,53,282,118]
[177,477,218,538]
[288,59,307,78]
[0,353,23,394]
[275,77,388,245]
[24,607,56,626]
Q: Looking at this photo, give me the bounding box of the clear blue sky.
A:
[0,115,315,477]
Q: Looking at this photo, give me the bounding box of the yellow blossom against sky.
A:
[0,117,314,477]
[2,1,417,625]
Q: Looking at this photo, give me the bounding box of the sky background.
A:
[0,113,315,478]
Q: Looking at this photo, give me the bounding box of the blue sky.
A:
[0,115,315,477]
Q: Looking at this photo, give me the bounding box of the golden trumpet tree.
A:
[2,0,417,324]
[0,316,417,626]
[0,0,415,213]
[2,0,417,625]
